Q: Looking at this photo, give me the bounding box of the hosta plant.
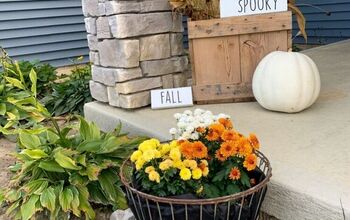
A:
[5,59,57,98]
[0,117,146,220]
[42,61,92,116]
[0,48,50,135]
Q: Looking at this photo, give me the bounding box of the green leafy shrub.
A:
[1,117,146,220]
[42,64,93,116]
[5,60,57,98]
[0,49,50,135]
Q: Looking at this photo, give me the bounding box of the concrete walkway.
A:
[85,40,350,220]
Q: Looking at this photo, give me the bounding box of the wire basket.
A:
[120,150,272,220]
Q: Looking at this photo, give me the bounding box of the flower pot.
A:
[120,151,272,220]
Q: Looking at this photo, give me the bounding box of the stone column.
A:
[83,0,188,109]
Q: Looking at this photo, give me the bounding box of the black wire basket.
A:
[120,150,272,220]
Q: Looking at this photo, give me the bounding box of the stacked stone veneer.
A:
[82,0,188,109]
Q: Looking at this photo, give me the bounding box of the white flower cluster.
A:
[169,109,230,140]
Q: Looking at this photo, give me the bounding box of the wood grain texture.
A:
[240,31,289,83]
[188,11,292,39]
[192,36,241,85]
[193,83,253,101]
[188,12,292,103]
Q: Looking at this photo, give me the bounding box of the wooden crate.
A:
[188,12,292,103]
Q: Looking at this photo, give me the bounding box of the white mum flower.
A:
[182,132,191,139]
[169,128,177,135]
[185,116,194,123]
[190,132,199,140]
[174,113,182,120]
[186,125,195,133]
[184,110,193,116]
[194,108,204,116]
[177,121,187,129]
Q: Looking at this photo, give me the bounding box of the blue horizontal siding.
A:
[293,0,350,44]
[0,0,88,67]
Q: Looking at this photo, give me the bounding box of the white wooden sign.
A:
[220,0,288,18]
[151,87,193,109]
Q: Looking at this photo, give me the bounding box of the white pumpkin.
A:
[252,51,321,113]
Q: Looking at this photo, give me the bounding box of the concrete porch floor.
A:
[85,40,350,219]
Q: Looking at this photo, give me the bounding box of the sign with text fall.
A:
[151,87,193,109]
[220,0,288,18]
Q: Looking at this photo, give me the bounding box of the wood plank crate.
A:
[188,11,292,103]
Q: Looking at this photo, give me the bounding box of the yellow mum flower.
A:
[200,159,208,167]
[192,168,202,180]
[183,159,197,170]
[202,167,209,177]
[145,166,155,174]
[170,148,181,161]
[149,138,161,147]
[160,144,171,155]
[154,149,161,158]
[138,139,160,152]
[143,149,155,162]
[170,140,179,148]
[148,170,160,183]
[179,168,191,180]
[135,158,145,170]
[130,150,142,162]
[159,159,173,171]
[173,160,185,169]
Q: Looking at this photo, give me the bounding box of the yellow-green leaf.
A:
[76,186,95,220]
[59,187,73,212]
[21,149,48,159]
[6,112,17,120]
[23,179,48,195]
[4,76,25,90]
[86,164,101,181]
[29,69,37,97]
[20,195,39,220]
[54,149,81,170]
[69,186,81,217]
[0,103,6,115]
[19,132,41,149]
[39,160,65,173]
[40,187,56,212]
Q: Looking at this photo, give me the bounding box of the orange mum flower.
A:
[219,141,237,157]
[218,118,233,129]
[196,127,206,133]
[192,141,208,159]
[206,130,220,141]
[206,123,225,141]
[180,141,194,159]
[215,150,227,162]
[249,133,260,150]
[243,154,257,171]
[221,130,238,141]
[198,160,209,176]
[229,167,241,180]
[210,123,225,135]
[237,138,253,157]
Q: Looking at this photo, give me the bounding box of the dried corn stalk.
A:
[169,0,220,20]
[288,0,307,41]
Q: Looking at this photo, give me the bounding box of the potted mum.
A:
[120,109,272,220]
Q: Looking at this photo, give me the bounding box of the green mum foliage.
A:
[1,117,147,220]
